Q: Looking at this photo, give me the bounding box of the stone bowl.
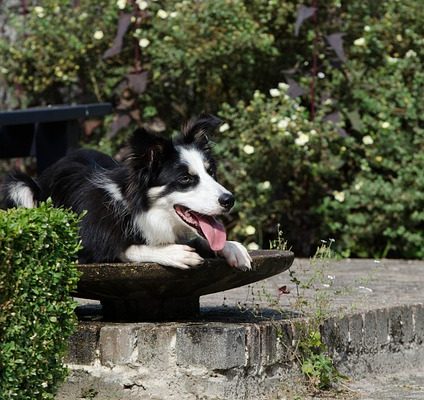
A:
[73,250,294,321]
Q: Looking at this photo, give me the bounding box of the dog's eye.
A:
[179,175,194,185]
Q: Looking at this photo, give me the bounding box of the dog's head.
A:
[125,115,233,250]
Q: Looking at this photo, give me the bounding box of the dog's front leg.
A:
[190,237,252,271]
[122,244,204,270]
[217,241,252,271]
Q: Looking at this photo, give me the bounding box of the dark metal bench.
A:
[0,103,112,172]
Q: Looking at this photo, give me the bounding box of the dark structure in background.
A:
[0,103,112,173]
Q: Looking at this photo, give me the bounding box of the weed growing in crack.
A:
[268,231,348,392]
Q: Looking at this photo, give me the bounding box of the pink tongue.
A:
[195,214,227,251]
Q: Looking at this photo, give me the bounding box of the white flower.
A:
[269,88,281,97]
[258,181,271,190]
[93,30,104,40]
[170,11,178,18]
[362,135,374,145]
[295,132,309,146]
[333,191,345,202]
[387,56,398,64]
[245,225,256,235]
[353,37,366,47]
[157,9,168,19]
[278,82,289,91]
[277,118,290,129]
[310,129,317,136]
[219,123,229,133]
[136,0,148,10]
[253,90,261,99]
[317,72,325,79]
[396,34,403,42]
[41,382,48,388]
[324,98,333,106]
[406,49,417,58]
[364,25,371,32]
[34,6,45,17]
[117,0,127,9]
[381,121,391,129]
[247,242,260,250]
[243,145,255,154]
[354,181,363,191]
[139,38,150,48]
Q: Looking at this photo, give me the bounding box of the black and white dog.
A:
[1,115,251,270]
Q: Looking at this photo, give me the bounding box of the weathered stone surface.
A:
[363,310,377,351]
[413,304,424,344]
[388,305,414,346]
[348,313,364,353]
[375,308,390,347]
[137,324,177,368]
[99,325,138,366]
[176,324,246,369]
[244,325,261,369]
[65,323,100,365]
[334,316,350,353]
[275,321,295,363]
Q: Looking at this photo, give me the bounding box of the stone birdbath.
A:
[74,250,294,321]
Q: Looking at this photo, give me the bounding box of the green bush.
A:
[310,0,424,258]
[0,0,120,106]
[0,202,81,400]
[215,86,356,255]
[137,0,279,123]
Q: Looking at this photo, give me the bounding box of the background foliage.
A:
[0,0,422,258]
[0,202,81,399]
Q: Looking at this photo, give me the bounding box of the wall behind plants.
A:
[0,0,422,258]
[0,202,81,399]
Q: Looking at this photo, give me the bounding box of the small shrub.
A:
[0,201,81,400]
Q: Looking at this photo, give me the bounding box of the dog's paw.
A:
[157,245,204,270]
[123,244,204,269]
[217,241,252,271]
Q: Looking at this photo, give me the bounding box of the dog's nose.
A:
[218,193,235,210]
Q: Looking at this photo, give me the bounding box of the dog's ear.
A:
[126,128,172,180]
[177,114,223,148]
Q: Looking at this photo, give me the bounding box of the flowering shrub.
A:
[0,0,422,257]
[0,0,120,107]
[310,1,424,258]
[135,0,279,124]
[215,86,356,255]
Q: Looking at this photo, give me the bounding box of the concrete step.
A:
[58,259,424,399]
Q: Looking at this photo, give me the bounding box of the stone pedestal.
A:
[74,250,294,321]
